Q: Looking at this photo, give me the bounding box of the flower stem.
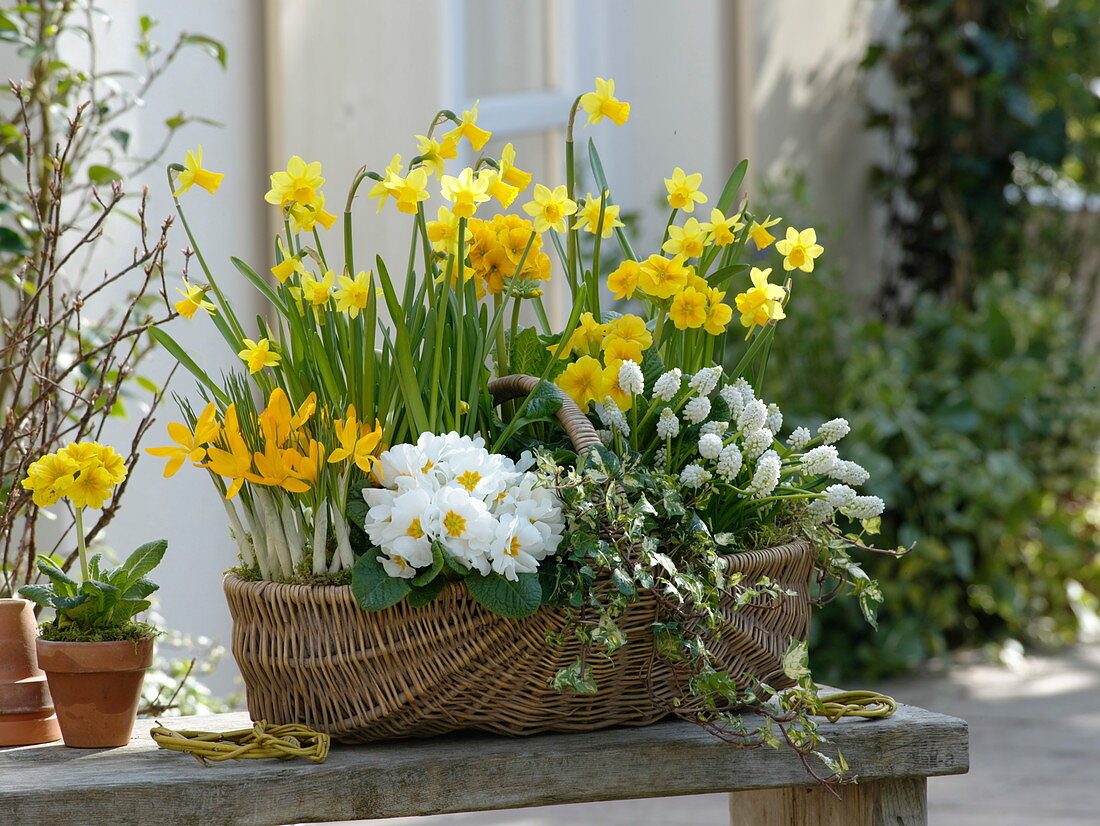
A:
[74,506,88,581]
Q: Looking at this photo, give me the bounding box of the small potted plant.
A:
[18,441,167,748]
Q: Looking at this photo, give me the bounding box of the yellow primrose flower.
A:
[334,270,373,318]
[702,287,734,335]
[65,464,116,510]
[92,443,128,486]
[299,270,335,307]
[604,314,653,352]
[146,402,220,478]
[662,217,708,258]
[414,133,458,179]
[444,101,492,151]
[174,278,215,319]
[368,155,404,213]
[607,259,641,300]
[573,192,625,238]
[734,267,787,328]
[700,208,745,247]
[238,338,280,374]
[264,156,325,209]
[173,145,224,197]
[288,191,338,232]
[638,254,690,300]
[774,227,825,272]
[522,184,578,234]
[603,336,645,364]
[560,312,608,358]
[602,362,635,412]
[748,215,782,249]
[20,453,79,507]
[670,286,709,330]
[440,167,491,219]
[270,238,306,284]
[499,143,532,190]
[579,77,631,126]
[484,170,519,208]
[664,168,707,213]
[555,355,607,411]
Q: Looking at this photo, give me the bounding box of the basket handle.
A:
[486,374,603,454]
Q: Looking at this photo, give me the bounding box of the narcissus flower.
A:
[774,227,825,273]
[748,215,782,249]
[444,101,492,151]
[700,208,745,247]
[499,143,532,190]
[389,167,432,215]
[670,286,708,330]
[426,205,461,253]
[288,191,337,232]
[662,217,707,258]
[367,155,404,212]
[555,355,607,410]
[702,287,734,335]
[414,133,458,179]
[607,259,641,300]
[174,145,224,196]
[298,270,335,307]
[579,77,631,126]
[175,278,215,319]
[238,338,280,373]
[441,167,491,218]
[334,270,373,318]
[265,156,325,209]
[573,192,624,238]
[734,267,787,328]
[638,254,690,299]
[483,170,519,208]
[522,184,578,233]
[270,239,306,284]
[664,168,707,213]
[146,403,220,477]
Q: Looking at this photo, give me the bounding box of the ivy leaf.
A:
[352,552,411,611]
[611,567,635,596]
[464,571,542,618]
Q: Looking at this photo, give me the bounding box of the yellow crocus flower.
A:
[252,443,311,494]
[748,215,782,249]
[555,355,607,411]
[444,101,492,151]
[638,254,690,300]
[573,192,624,238]
[334,270,373,318]
[522,184,578,234]
[414,134,458,179]
[607,259,641,300]
[579,78,631,126]
[205,406,255,499]
[238,338,280,374]
[146,402,220,477]
[775,227,825,273]
[662,217,708,258]
[499,143,532,190]
[174,278,216,319]
[174,145,224,196]
[440,167,491,219]
[664,168,707,213]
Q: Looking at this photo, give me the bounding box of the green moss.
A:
[38,620,159,643]
[227,564,352,587]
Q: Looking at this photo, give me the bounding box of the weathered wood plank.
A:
[0,703,967,826]
[729,778,928,825]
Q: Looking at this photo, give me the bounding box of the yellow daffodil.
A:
[367,155,404,213]
[604,314,653,352]
[299,270,335,307]
[607,260,641,300]
[414,133,458,179]
[662,217,708,258]
[174,145,224,196]
[483,170,519,208]
[774,227,825,273]
[426,205,461,253]
[174,278,215,319]
[499,143,532,190]
[522,184,578,233]
[264,156,325,209]
[748,215,782,249]
[334,270,373,318]
[271,238,306,284]
[146,402,220,477]
[440,167,491,219]
[638,254,690,300]
[20,453,79,507]
[238,338,280,373]
[288,191,338,232]
[702,287,734,335]
[735,267,787,328]
[555,355,607,410]
[669,286,709,330]
[700,208,745,247]
[444,101,492,151]
[664,168,707,213]
[385,167,432,215]
[573,192,625,238]
[579,78,631,126]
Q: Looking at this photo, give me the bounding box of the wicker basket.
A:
[223,375,817,742]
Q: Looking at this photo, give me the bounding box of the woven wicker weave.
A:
[223,375,816,742]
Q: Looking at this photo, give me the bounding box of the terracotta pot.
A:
[0,598,61,746]
[35,637,153,748]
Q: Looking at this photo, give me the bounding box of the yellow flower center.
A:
[544,204,562,223]
[456,470,482,492]
[406,518,425,539]
[787,246,806,267]
[505,536,522,557]
[443,510,467,538]
[421,459,434,473]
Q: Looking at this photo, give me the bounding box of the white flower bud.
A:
[683,396,711,424]
[618,359,645,395]
[698,433,723,459]
[653,369,682,402]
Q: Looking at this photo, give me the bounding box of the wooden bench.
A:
[0,702,967,825]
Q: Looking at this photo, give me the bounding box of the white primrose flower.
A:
[716,443,743,481]
[747,449,781,498]
[698,433,723,460]
[496,472,565,555]
[787,426,812,451]
[841,495,885,521]
[683,396,711,424]
[799,445,840,477]
[742,428,773,460]
[737,399,767,433]
[597,397,630,435]
[805,498,834,524]
[700,421,729,438]
[653,368,683,402]
[377,553,422,579]
[765,403,783,434]
[428,485,496,574]
[376,443,433,488]
[818,418,851,445]
[489,514,545,581]
[656,407,680,438]
[823,483,858,509]
[618,359,644,396]
[364,487,434,559]
[443,446,513,502]
[688,366,723,397]
[830,459,870,486]
[680,463,712,487]
[718,384,745,419]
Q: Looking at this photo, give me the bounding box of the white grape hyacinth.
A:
[765,403,783,434]
[823,483,858,509]
[719,384,746,419]
[716,443,743,481]
[597,397,630,435]
[830,459,870,486]
[742,428,773,460]
[688,366,723,397]
[680,463,712,487]
[618,359,644,396]
[747,449,781,498]
[683,395,712,424]
[799,445,840,477]
[700,420,729,438]
[805,498,834,524]
[653,368,683,402]
[787,426,812,450]
[656,407,680,439]
[818,418,851,445]
[736,399,767,433]
[841,495,885,521]
[698,433,723,460]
